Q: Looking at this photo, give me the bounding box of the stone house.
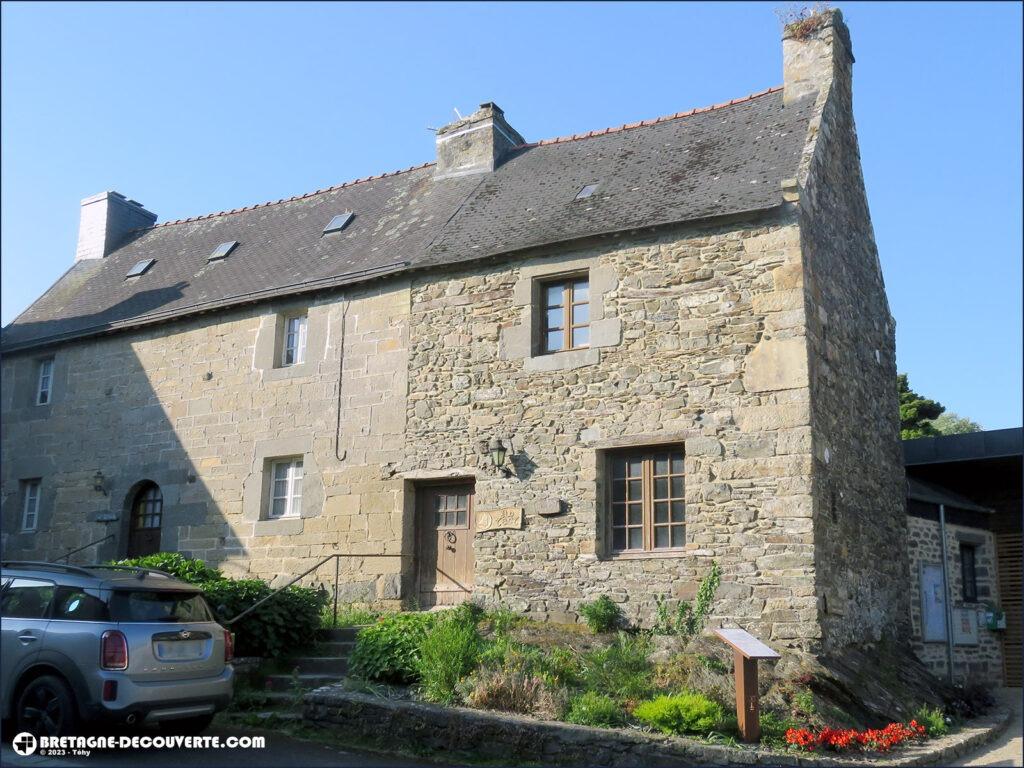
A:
[1,11,907,654]
[904,428,1023,686]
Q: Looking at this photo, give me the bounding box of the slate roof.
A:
[2,87,814,352]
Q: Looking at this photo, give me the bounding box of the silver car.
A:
[1,561,233,736]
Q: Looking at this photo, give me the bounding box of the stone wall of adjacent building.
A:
[399,212,824,647]
[0,281,413,604]
[906,516,1004,684]
[788,10,909,651]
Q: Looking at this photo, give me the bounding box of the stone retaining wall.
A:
[303,687,1011,768]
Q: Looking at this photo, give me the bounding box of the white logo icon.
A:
[12,732,38,756]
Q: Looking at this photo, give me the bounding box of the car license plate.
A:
[155,640,204,660]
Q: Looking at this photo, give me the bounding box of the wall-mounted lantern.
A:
[92,470,108,496]
[488,437,511,477]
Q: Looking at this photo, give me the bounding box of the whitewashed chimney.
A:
[75,191,157,262]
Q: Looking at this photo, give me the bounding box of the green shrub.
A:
[565,692,624,728]
[579,633,653,702]
[350,612,436,684]
[634,692,726,735]
[579,595,625,634]
[539,646,583,688]
[110,552,223,584]
[760,711,800,748]
[109,553,326,658]
[913,705,950,737]
[651,561,721,638]
[485,607,526,636]
[201,578,327,658]
[417,610,482,704]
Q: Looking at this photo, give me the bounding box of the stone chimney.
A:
[434,103,525,180]
[782,8,854,106]
[75,191,157,262]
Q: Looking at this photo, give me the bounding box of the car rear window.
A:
[52,586,110,621]
[108,590,214,623]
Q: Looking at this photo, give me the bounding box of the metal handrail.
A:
[223,552,411,628]
[56,534,115,563]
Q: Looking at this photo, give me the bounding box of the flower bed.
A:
[786,720,928,754]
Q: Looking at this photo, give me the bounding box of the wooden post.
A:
[715,627,780,744]
[734,652,760,742]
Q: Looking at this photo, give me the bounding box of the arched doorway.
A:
[127,482,162,557]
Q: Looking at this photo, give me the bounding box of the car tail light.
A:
[101,630,128,670]
[102,680,118,702]
[224,630,234,663]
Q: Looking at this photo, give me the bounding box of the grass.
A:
[319,603,381,628]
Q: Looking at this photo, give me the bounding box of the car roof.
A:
[0,561,200,591]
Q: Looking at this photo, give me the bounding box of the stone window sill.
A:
[601,548,689,561]
[253,517,304,537]
[262,362,315,382]
[523,346,600,373]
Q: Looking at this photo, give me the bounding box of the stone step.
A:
[263,673,344,692]
[313,641,356,657]
[284,656,350,675]
[315,626,365,642]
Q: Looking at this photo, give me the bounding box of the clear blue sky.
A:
[2,2,1021,429]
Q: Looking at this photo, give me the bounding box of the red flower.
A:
[784,721,927,753]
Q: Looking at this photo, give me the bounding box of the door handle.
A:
[17,633,38,644]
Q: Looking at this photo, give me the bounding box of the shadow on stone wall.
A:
[1,289,240,569]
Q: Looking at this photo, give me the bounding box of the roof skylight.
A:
[575,184,600,200]
[323,212,355,235]
[208,241,238,261]
[125,259,155,278]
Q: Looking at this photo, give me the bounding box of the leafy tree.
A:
[898,374,945,440]
[930,412,982,435]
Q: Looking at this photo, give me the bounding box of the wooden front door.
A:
[127,483,163,558]
[417,483,474,608]
[996,532,1022,686]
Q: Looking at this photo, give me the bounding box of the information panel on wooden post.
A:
[714,628,780,743]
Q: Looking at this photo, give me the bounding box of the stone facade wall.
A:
[399,213,822,646]
[906,516,1004,684]
[1,282,412,603]
[788,11,909,651]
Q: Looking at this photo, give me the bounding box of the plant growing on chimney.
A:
[776,3,833,40]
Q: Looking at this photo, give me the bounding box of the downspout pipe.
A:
[938,503,955,684]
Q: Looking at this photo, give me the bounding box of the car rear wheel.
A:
[16,675,78,737]
[165,713,215,735]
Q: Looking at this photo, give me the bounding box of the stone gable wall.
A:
[792,13,909,651]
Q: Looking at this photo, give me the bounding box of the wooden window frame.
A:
[540,275,590,354]
[132,484,163,530]
[21,479,41,532]
[281,315,308,367]
[960,542,979,603]
[268,458,304,519]
[605,446,686,556]
[36,358,54,406]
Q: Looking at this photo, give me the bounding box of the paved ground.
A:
[0,723,451,768]
[953,689,1023,768]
